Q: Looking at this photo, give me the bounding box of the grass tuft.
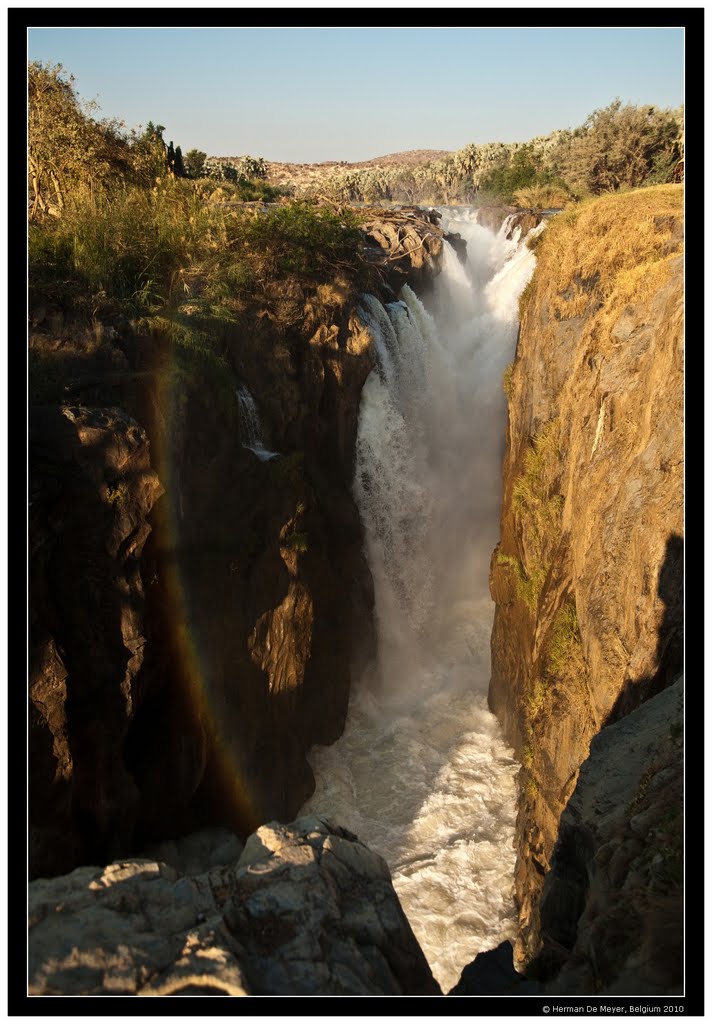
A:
[545,602,582,678]
[534,184,683,334]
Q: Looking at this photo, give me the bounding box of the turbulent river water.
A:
[301,209,542,993]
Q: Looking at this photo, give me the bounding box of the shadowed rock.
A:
[29,816,442,997]
[533,677,683,995]
[449,940,542,995]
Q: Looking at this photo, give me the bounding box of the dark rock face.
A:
[488,189,683,968]
[125,289,378,850]
[449,940,541,995]
[29,406,163,877]
[28,817,441,996]
[534,679,683,995]
[29,213,446,877]
[29,295,378,874]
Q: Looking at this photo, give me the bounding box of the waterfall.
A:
[301,211,542,993]
[236,385,278,461]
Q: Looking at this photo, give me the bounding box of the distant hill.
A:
[344,149,453,168]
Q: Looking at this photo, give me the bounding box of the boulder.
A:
[29,816,442,997]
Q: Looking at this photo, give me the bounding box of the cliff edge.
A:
[488,185,683,967]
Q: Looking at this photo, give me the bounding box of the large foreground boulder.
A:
[29,816,441,996]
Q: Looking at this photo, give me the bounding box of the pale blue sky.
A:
[27,26,684,162]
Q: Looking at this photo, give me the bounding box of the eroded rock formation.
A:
[361,205,466,287]
[28,816,441,996]
[473,206,543,237]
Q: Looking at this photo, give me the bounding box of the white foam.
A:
[303,208,542,993]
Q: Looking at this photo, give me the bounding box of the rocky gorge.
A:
[29,205,460,879]
[26,191,685,1001]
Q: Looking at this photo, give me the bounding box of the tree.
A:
[552,100,681,194]
[144,122,165,142]
[238,155,267,180]
[222,162,239,184]
[128,120,170,183]
[28,61,130,218]
[184,148,207,178]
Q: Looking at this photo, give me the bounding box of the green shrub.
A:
[28,175,370,358]
[477,145,541,203]
[518,277,536,320]
[496,420,562,616]
[104,481,128,507]
[541,600,590,718]
[241,201,365,279]
[524,772,539,798]
[550,99,682,195]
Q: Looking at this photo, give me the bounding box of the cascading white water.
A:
[236,385,279,461]
[301,210,542,993]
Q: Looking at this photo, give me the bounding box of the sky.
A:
[26,24,685,163]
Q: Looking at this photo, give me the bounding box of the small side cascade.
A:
[236,386,279,462]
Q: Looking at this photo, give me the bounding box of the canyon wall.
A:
[488,185,684,973]
[28,207,454,878]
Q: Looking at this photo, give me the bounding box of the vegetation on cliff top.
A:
[28,61,376,401]
[28,59,684,406]
[519,184,684,347]
[274,100,683,207]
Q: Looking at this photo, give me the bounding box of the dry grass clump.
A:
[513,184,572,210]
[496,552,549,614]
[516,601,590,744]
[512,420,563,560]
[528,184,683,332]
[545,602,583,678]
